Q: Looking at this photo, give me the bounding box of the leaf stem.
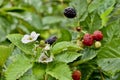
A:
[45,63,48,80]
[99,68,105,80]
[45,73,48,80]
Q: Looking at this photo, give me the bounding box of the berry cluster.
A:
[63,6,104,80]
[82,30,103,48]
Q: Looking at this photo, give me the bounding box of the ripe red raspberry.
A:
[72,70,81,80]
[82,33,94,46]
[93,30,103,41]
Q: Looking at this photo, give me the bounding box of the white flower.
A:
[44,44,50,51]
[21,31,40,44]
[38,52,53,63]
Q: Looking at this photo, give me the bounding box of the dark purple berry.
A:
[64,7,76,18]
[45,36,57,45]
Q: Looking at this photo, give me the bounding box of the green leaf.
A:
[101,19,120,43]
[7,12,42,30]
[109,5,120,22]
[23,0,42,13]
[32,63,47,80]
[97,38,120,59]
[97,58,120,76]
[100,6,114,26]
[0,16,17,42]
[0,0,3,6]
[88,0,104,13]
[81,48,97,62]
[111,72,120,80]
[55,51,82,63]
[98,0,115,13]
[97,38,120,76]
[70,0,87,20]
[57,28,72,42]
[19,70,36,80]
[0,44,13,66]
[46,62,72,80]
[5,53,33,80]
[51,41,82,54]
[3,7,25,12]
[20,75,36,80]
[79,64,95,80]
[42,16,64,25]
[7,34,34,55]
[83,12,101,33]
[72,48,97,66]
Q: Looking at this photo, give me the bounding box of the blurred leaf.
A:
[55,51,82,63]
[0,16,17,42]
[46,62,72,80]
[57,28,72,42]
[20,74,36,80]
[111,72,120,80]
[0,44,13,66]
[7,34,35,55]
[3,7,25,12]
[70,0,87,20]
[82,12,101,33]
[97,38,120,59]
[5,53,33,80]
[72,48,97,66]
[79,64,95,80]
[32,63,46,80]
[88,0,104,13]
[101,19,120,43]
[22,0,42,13]
[109,4,120,23]
[7,12,42,30]
[97,38,120,76]
[51,41,82,55]
[42,16,64,25]
[97,0,116,15]
[0,0,3,6]
[80,48,97,63]
[89,13,101,32]
[100,6,114,26]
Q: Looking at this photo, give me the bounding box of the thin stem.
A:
[45,73,48,80]
[99,68,105,80]
[44,63,48,80]
[81,30,87,34]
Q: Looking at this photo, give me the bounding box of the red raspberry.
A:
[72,70,81,80]
[82,33,94,46]
[93,30,103,41]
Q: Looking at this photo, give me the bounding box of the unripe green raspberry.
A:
[95,41,101,48]
[40,40,45,45]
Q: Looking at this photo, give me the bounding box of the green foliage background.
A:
[0,0,120,80]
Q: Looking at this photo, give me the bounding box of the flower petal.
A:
[31,31,40,41]
[44,44,50,51]
[31,31,36,37]
[38,53,53,63]
[21,35,31,43]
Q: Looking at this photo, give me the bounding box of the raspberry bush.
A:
[0,0,120,80]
